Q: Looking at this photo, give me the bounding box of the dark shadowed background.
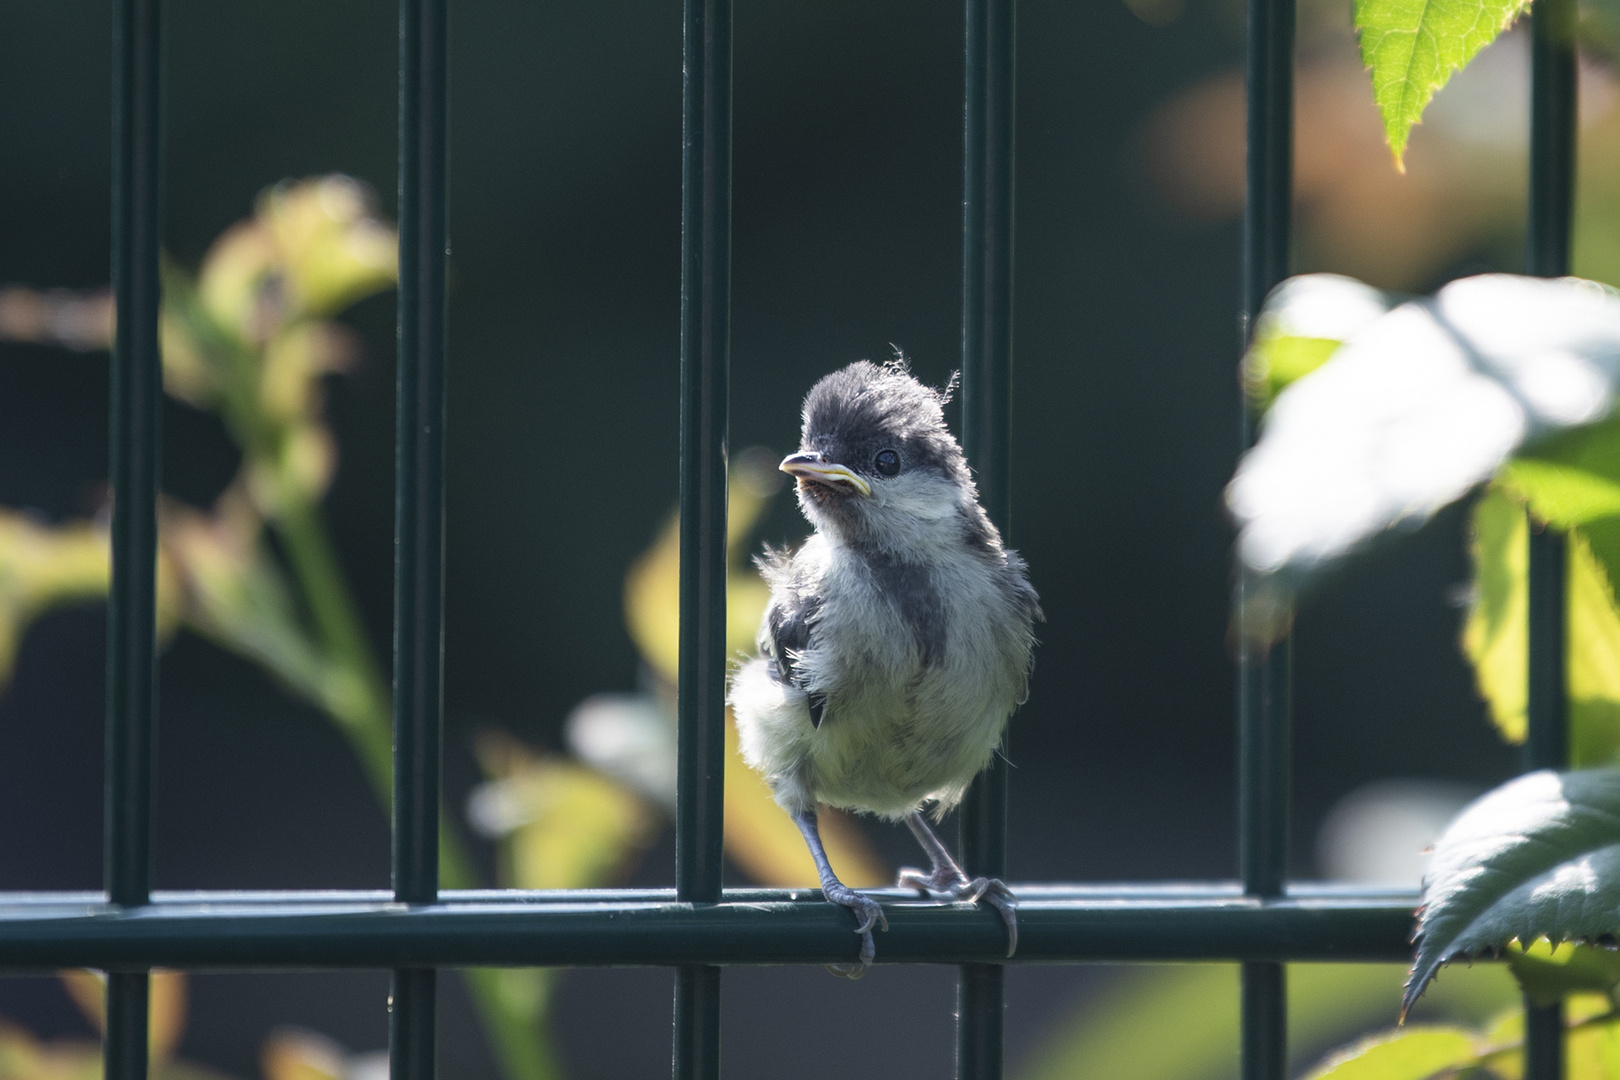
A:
[0,0,1530,1076]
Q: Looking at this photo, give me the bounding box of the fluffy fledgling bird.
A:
[729,359,1041,975]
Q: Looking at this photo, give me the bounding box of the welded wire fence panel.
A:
[15,1,1582,1079]
[1524,0,1577,1075]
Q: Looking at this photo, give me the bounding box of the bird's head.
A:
[781,359,979,552]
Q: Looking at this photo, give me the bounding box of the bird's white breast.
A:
[776,530,1031,819]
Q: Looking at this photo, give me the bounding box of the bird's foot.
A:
[898,865,1019,958]
[820,881,888,979]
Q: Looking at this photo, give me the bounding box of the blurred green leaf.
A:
[1462,487,1620,764]
[1463,485,1531,745]
[1353,0,1531,170]
[162,495,339,718]
[1241,275,1394,416]
[0,512,122,688]
[1244,336,1341,412]
[1016,962,1517,1080]
[259,1029,351,1080]
[1301,1026,1480,1080]
[1509,939,1620,1007]
[471,730,659,891]
[1502,417,1620,529]
[1407,769,1620,1011]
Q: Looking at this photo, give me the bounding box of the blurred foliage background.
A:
[1,0,1603,1075]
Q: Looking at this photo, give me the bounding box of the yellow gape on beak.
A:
[778,452,872,497]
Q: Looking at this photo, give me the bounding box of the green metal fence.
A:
[0,0,1584,1078]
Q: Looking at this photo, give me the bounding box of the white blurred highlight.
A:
[564,692,678,811]
[1316,779,1480,887]
[1230,275,1620,578]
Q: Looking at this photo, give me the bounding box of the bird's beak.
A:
[779,452,872,497]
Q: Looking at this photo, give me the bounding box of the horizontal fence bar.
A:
[0,885,1415,970]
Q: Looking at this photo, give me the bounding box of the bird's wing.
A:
[760,590,827,728]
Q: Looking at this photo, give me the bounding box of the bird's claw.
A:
[898,867,1019,958]
[821,881,887,978]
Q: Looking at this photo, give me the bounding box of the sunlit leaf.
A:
[1017,962,1517,1080]
[1462,489,1620,764]
[1232,274,1620,642]
[1508,938,1620,1006]
[197,177,395,346]
[623,451,781,686]
[258,176,396,319]
[1246,336,1343,412]
[1406,768,1620,1011]
[1353,0,1532,169]
[469,731,658,891]
[1501,415,1620,528]
[0,1022,101,1080]
[1243,274,1394,412]
[1302,1025,1480,1080]
[0,513,117,687]
[57,970,188,1064]
[260,1029,349,1080]
[1463,485,1528,744]
[162,496,336,717]
[196,218,280,346]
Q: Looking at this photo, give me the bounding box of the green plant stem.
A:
[269,491,560,1080]
[269,495,394,795]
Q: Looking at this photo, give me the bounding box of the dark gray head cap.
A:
[800,360,967,481]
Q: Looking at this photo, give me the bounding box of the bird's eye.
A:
[874,449,900,476]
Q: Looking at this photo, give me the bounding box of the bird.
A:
[728,358,1041,976]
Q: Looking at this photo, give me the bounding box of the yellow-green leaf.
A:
[1509,939,1620,1007]
[1302,1026,1480,1080]
[1354,0,1532,169]
[1244,335,1342,412]
[1463,486,1529,744]
[1462,486,1620,764]
[1502,415,1620,529]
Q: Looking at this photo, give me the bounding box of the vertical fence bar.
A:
[105,0,163,1074]
[1525,0,1576,1075]
[959,0,1015,1075]
[392,0,448,1075]
[673,0,730,1072]
[1239,0,1293,1076]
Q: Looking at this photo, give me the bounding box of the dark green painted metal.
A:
[1240,0,1292,338]
[1529,0,1576,282]
[1526,999,1565,1080]
[1241,963,1286,1080]
[1240,0,1294,1077]
[395,0,447,1073]
[107,0,162,915]
[676,0,731,917]
[394,0,448,912]
[107,0,162,1075]
[958,964,1004,1080]
[0,886,1416,969]
[1526,1,1576,1075]
[960,0,1015,1072]
[1527,528,1568,772]
[674,966,721,1080]
[677,0,730,1071]
[391,970,437,1080]
[959,0,1014,893]
[105,973,150,1080]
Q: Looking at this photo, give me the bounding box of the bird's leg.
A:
[898,811,1018,957]
[792,806,889,978]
